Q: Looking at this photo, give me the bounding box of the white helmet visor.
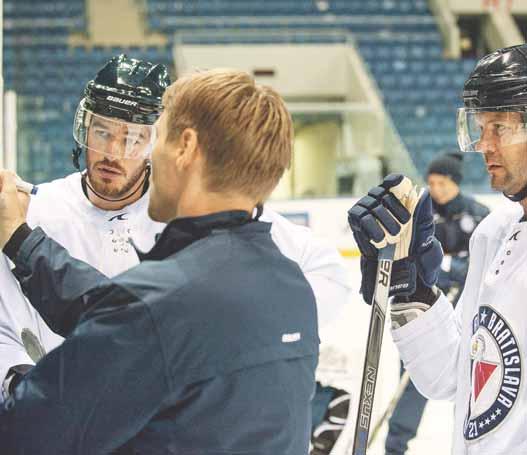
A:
[457,106,527,153]
[73,99,156,160]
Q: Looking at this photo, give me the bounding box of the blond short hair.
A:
[163,69,293,201]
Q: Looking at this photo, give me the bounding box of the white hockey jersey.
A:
[0,172,351,390]
[392,203,527,455]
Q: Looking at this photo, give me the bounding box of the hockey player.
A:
[385,152,489,454]
[349,43,527,454]
[0,54,169,395]
[0,56,351,404]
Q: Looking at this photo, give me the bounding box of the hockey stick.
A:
[367,370,411,448]
[349,243,396,455]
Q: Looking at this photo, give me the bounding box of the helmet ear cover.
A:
[78,107,91,144]
[71,105,90,170]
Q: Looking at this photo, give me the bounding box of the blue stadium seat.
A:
[4,0,487,189]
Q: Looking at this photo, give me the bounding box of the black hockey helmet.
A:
[462,44,527,109]
[83,54,170,125]
[73,55,170,167]
[458,44,527,202]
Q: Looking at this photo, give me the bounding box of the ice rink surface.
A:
[322,257,454,455]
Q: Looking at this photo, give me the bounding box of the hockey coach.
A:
[0,69,319,454]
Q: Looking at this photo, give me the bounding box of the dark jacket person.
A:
[0,69,319,454]
[427,153,490,303]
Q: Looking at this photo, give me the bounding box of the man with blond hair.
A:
[0,69,319,454]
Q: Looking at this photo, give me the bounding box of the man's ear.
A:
[175,128,199,169]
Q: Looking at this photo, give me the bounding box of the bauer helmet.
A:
[73,54,170,167]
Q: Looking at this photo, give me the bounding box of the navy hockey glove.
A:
[348,174,443,305]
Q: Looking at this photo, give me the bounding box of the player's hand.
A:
[348,174,443,304]
[0,170,30,250]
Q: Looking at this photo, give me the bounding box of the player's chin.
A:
[93,180,127,198]
[489,174,507,192]
[492,177,524,196]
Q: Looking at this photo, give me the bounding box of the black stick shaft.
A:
[350,243,396,455]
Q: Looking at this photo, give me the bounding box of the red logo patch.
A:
[473,361,497,401]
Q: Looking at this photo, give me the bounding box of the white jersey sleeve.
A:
[0,255,34,383]
[392,203,527,454]
[0,254,63,386]
[261,208,352,329]
[392,293,461,400]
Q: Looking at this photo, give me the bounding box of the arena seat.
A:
[4,0,489,189]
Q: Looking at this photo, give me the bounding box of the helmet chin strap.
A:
[73,146,151,203]
[504,182,527,202]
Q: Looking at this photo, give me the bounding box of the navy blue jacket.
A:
[0,211,319,454]
[433,194,489,301]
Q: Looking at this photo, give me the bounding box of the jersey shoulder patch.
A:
[464,305,521,441]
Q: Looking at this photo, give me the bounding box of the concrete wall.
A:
[483,9,524,50]
[431,0,524,60]
[177,45,352,100]
[293,121,340,197]
[69,0,166,47]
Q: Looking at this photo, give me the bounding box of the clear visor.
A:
[73,99,156,160]
[457,106,527,153]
